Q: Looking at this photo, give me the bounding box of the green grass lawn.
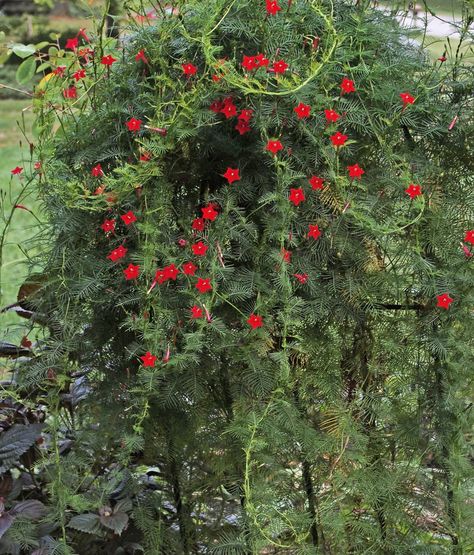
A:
[0,98,39,345]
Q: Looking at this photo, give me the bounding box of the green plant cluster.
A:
[0,0,473,553]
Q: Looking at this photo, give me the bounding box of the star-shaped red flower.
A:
[289,188,305,206]
[294,102,311,119]
[238,109,254,122]
[154,269,167,284]
[191,305,203,319]
[63,86,77,99]
[436,293,453,309]
[405,184,422,199]
[341,77,355,94]
[107,245,128,261]
[255,53,269,67]
[140,351,157,367]
[202,204,218,221]
[164,263,180,280]
[91,164,103,177]
[73,69,86,81]
[124,263,140,280]
[464,230,474,245]
[309,176,324,190]
[101,55,117,66]
[400,92,415,106]
[192,217,205,231]
[242,55,257,71]
[121,211,137,225]
[210,100,224,113]
[247,314,263,329]
[325,109,340,122]
[266,0,282,15]
[235,120,251,135]
[195,278,212,293]
[221,101,238,119]
[182,262,197,275]
[182,62,197,76]
[281,248,291,263]
[347,163,365,180]
[294,273,309,284]
[266,140,283,154]
[192,241,208,256]
[223,167,240,184]
[308,224,321,240]
[65,37,78,50]
[330,131,348,147]
[126,117,142,132]
[11,166,23,175]
[101,219,116,233]
[273,60,288,74]
[135,49,148,63]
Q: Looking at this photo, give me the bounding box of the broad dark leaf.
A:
[0,514,14,539]
[67,513,102,536]
[100,512,129,535]
[0,424,43,474]
[11,500,46,519]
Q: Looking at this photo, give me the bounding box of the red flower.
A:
[164,263,180,280]
[210,100,224,113]
[289,188,305,206]
[405,184,422,199]
[308,224,321,240]
[294,273,308,284]
[191,305,203,319]
[340,77,355,94]
[11,166,23,175]
[347,163,365,180]
[73,69,86,81]
[135,49,148,63]
[221,101,237,119]
[281,248,291,263]
[242,55,258,71]
[202,204,219,221]
[235,120,251,135]
[101,219,116,233]
[154,269,168,285]
[183,262,197,275]
[400,92,415,106]
[273,60,288,74]
[330,131,348,147]
[65,37,78,50]
[140,152,151,162]
[192,217,205,231]
[121,211,137,225]
[34,162,42,171]
[195,278,212,293]
[182,62,197,76]
[107,245,128,261]
[247,314,263,329]
[126,117,142,132]
[238,109,253,121]
[91,163,103,177]
[464,230,474,245]
[294,102,311,119]
[212,74,222,82]
[192,241,209,256]
[77,28,90,43]
[101,55,117,66]
[325,109,340,122]
[266,139,283,154]
[140,351,157,367]
[309,176,324,190]
[53,66,66,76]
[63,86,77,99]
[438,55,447,62]
[124,263,140,280]
[255,53,270,67]
[223,167,240,184]
[266,0,282,15]
[437,293,453,309]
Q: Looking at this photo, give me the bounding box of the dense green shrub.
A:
[1,0,473,553]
